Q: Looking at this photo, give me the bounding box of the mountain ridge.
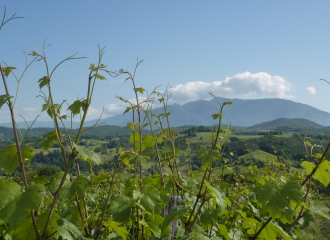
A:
[87,97,330,127]
[1,97,330,128]
[246,118,326,130]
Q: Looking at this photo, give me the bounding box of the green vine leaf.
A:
[142,135,155,152]
[211,113,223,120]
[129,132,141,150]
[140,186,161,213]
[37,131,60,153]
[302,160,330,187]
[219,224,230,240]
[126,122,140,132]
[109,195,131,223]
[9,210,60,240]
[95,73,106,80]
[147,214,164,238]
[57,218,84,239]
[45,103,61,119]
[256,181,302,223]
[104,220,128,240]
[67,175,89,199]
[52,226,74,240]
[89,63,96,71]
[161,207,189,238]
[48,172,71,197]
[243,218,292,240]
[0,145,36,174]
[72,143,104,165]
[67,100,86,117]
[198,148,220,166]
[200,209,213,228]
[204,180,225,211]
[0,182,21,210]
[0,184,45,229]
[300,211,314,229]
[38,76,50,89]
[2,66,16,77]
[0,94,13,109]
[135,87,145,94]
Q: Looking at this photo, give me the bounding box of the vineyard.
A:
[1,8,330,240]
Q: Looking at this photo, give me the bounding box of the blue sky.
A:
[1,1,330,124]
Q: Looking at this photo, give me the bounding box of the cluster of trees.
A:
[225,134,328,167]
[93,136,132,153]
[147,164,160,175]
[28,149,113,176]
[257,130,282,135]
[183,126,214,136]
[0,139,14,149]
[232,130,260,135]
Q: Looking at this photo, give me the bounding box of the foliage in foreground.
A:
[1,7,330,240]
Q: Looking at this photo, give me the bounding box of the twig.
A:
[0,63,40,239]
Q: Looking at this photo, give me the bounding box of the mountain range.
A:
[1,97,330,128]
[84,97,330,127]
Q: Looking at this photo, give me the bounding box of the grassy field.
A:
[185,132,294,143]
[298,197,330,240]
[239,149,277,161]
[35,148,60,153]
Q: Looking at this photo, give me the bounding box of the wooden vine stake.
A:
[162,195,182,240]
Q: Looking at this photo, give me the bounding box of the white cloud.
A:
[169,71,293,104]
[100,71,294,116]
[104,97,148,116]
[85,107,110,120]
[307,86,316,95]
[22,107,37,112]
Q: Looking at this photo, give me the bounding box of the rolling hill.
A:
[0,125,135,140]
[246,118,325,130]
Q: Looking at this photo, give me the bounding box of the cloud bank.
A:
[104,97,148,116]
[170,71,293,103]
[102,71,293,116]
[307,86,316,95]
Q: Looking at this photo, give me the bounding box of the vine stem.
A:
[187,141,193,178]
[0,63,40,239]
[126,62,145,239]
[277,178,313,240]
[40,67,94,239]
[94,158,120,239]
[251,217,272,240]
[184,166,209,233]
[159,90,181,181]
[185,98,227,235]
[145,110,165,188]
[186,191,208,235]
[40,153,77,239]
[59,118,90,227]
